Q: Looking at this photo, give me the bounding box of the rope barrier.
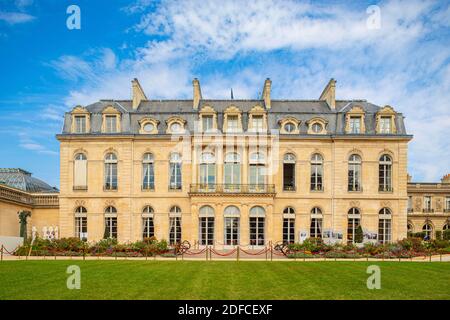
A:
[184,248,208,255]
[239,247,268,256]
[210,248,238,256]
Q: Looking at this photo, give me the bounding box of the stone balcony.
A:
[189,184,276,196]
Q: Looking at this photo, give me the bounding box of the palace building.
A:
[1,77,427,246]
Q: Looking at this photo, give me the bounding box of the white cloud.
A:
[0,11,35,24]
[49,0,450,181]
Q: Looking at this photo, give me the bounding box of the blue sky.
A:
[0,0,449,188]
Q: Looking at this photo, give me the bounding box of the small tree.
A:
[18,210,31,239]
[355,225,364,243]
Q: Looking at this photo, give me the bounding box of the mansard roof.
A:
[60,78,410,136]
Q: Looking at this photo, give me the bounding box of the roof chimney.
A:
[132,78,147,110]
[319,78,336,110]
[193,78,202,110]
[441,174,450,184]
[262,78,272,109]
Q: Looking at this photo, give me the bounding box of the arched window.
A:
[74,153,87,190]
[310,154,323,191]
[310,207,323,238]
[347,208,361,244]
[74,206,87,240]
[348,154,362,192]
[224,206,240,245]
[283,153,296,191]
[199,152,216,190]
[283,207,295,244]
[199,206,215,246]
[443,224,449,231]
[379,154,392,192]
[169,153,182,190]
[169,206,182,245]
[249,206,265,246]
[104,153,118,190]
[224,152,241,191]
[142,206,154,239]
[104,206,117,239]
[422,223,433,239]
[378,208,391,244]
[142,153,155,190]
[249,152,266,191]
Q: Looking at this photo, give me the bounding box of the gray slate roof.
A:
[0,168,58,193]
[61,99,409,136]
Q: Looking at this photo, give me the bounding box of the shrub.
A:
[354,225,364,243]
[443,229,450,240]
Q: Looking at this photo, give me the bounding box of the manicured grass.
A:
[0,261,449,300]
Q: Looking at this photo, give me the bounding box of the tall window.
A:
[169,153,182,190]
[347,208,361,244]
[310,153,323,191]
[224,152,241,191]
[422,223,433,239]
[349,116,361,134]
[283,153,296,191]
[74,116,86,133]
[75,206,87,240]
[74,153,87,189]
[104,206,117,239]
[199,206,214,246]
[142,206,154,239]
[224,206,240,245]
[104,153,118,190]
[227,115,239,132]
[424,196,432,211]
[380,116,391,134]
[105,115,117,133]
[446,197,450,211]
[249,206,265,246]
[379,154,392,192]
[249,152,265,190]
[310,207,323,238]
[199,152,215,189]
[202,115,214,132]
[252,115,264,132]
[408,196,413,212]
[142,153,155,190]
[348,154,362,191]
[283,207,295,244]
[378,208,392,244]
[169,206,182,245]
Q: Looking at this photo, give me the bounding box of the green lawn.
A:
[0,261,449,300]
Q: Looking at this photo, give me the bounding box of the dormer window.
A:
[248,105,267,133]
[223,106,243,133]
[349,116,361,134]
[202,115,213,131]
[74,116,86,133]
[101,105,121,134]
[139,117,159,134]
[70,105,90,134]
[345,105,365,134]
[307,118,327,135]
[279,117,300,134]
[166,116,186,134]
[105,115,117,133]
[376,106,396,134]
[199,106,217,133]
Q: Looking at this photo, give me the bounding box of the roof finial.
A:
[231,88,234,100]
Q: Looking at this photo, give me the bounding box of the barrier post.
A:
[237,246,240,261]
[270,245,273,261]
[83,246,86,261]
[206,247,208,261]
[429,252,432,262]
[1,245,3,261]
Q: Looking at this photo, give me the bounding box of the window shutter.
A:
[74,159,87,187]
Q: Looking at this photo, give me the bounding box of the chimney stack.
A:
[319,78,336,110]
[131,78,148,110]
[441,174,450,184]
[193,78,202,110]
[262,78,272,109]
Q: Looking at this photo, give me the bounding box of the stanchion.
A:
[206,247,208,261]
[1,245,3,261]
[270,246,273,261]
[237,246,240,261]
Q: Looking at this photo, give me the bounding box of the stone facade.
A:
[407,174,450,238]
[53,78,412,246]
